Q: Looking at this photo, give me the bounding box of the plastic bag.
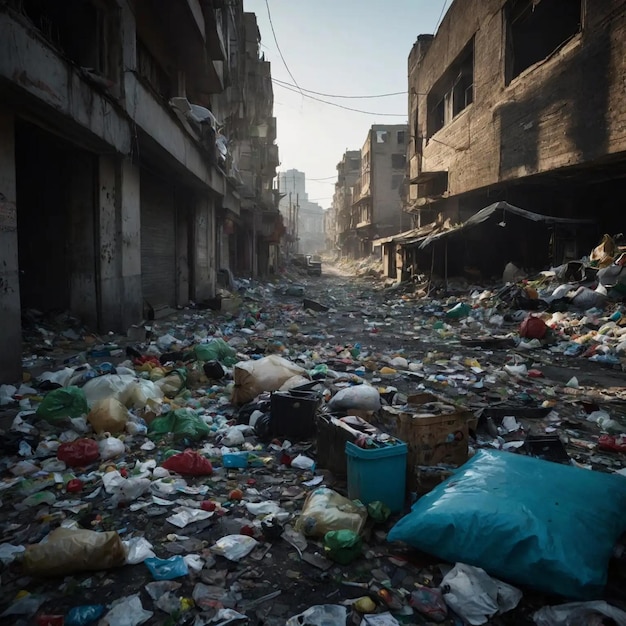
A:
[232,355,307,406]
[155,369,187,398]
[124,537,156,565]
[324,529,362,565]
[87,397,129,434]
[211,535,258,561]
[194,338,237,365]
[279,374,311,391]
[286,605,347,626]
[102,471,151,502]
[57,438,100,467]
[65,605,105,626]
[533,601,626,626]
[327,384,381,412]
[99,436,125,460]
[82,374,136,406]
[145,555,189,580]
[367,501,391,523]
[23,528,126,576]
[203,360,225,380]
[388,449,626,599]
[441,563,522,625]
[122,379,164,410]
[161,449,213,476]
[36,386,89,423]
[410,585,448,622]
[295,487,367,537]
[148,408,211,441]
[100,594,153,626]
[519,315,547,340]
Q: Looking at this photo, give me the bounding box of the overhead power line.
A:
[273,81,407,117]
[264,0,303,97]
[434,0,450,32]
[307,175,337,181]
[272,78,406,99]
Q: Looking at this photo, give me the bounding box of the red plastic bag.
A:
[57,438,100,467]
[519,315,547,340]
[162,449,213,476]
[598,435,626,453]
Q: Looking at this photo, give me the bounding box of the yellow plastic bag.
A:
[87,397,129,434]
[295,487,367,537]
[23,528,126,576]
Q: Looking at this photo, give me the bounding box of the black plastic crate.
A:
[270,389,321,440]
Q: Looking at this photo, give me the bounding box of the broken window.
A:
[18,0,120,84]
[376,131,388,143]
[426,37,474,139]
[505,0,582,84]
[391,153,406,169]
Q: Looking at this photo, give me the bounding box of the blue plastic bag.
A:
[65,605,105,626]
[388,449,626,599]
[145,555,189,580]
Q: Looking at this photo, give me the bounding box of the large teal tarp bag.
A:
[388,449,626,599]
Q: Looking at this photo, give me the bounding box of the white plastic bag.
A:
[232,355,307,405]
[102,471,151,502]
[441,563,522,626]
[100,593,153,626]
[82,375,136,406]
[211,535,258,561]
[286,605,347,626]
[533,601,626,626]
[99,436,126,460]
[328,385,381,412]
[124,537,156,564]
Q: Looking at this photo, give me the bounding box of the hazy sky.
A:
[243,0,449,208]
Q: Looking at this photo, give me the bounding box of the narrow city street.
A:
[2,259,626,625]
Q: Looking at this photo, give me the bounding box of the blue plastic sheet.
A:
[388,449,626,599]
[144,555,189,580]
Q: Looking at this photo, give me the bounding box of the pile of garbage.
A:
[2,251,626,624]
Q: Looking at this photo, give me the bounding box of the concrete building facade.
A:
[0,0,281,382]
[333,150,361,259]
[407,0,626,239]
[351,125,410,256]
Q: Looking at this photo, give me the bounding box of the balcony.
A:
[205,7,227,61]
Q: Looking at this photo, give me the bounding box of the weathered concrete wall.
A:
[410,0,626,199]
[0,111,22,383]
[193,197,216,302]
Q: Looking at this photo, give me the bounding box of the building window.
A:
[397,131,406,144]
[426,37,474,139]
[376,131,388,143]
[505,0,582,84]
[391,153,406,169]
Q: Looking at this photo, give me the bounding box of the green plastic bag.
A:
[36,386,89,423]
[367,501,391,523]
[324,529,362,565]
[194,339,237,366]
[148,408,211,441]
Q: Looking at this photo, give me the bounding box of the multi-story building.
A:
[277,169,324,255]
[0,0,281,382]
[407,0,626,236]
[324,206,338,253]
[351,125,410,256]
[333,150,361,258]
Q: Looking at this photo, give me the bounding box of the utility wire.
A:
[434,0,450,33]
[264,0,303,97]
[274,81,407,117]
[307,175,337,181]
[272,78,406,99]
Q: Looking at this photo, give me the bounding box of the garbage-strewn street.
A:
[2,257,626,626]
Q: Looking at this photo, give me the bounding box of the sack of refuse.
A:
[23,528,126,576]
[327,384,381,412]
[387,449,626,599]
[286,605,347,626]
[295,487,367,537]
[533,601,626,626]
[232,355,307,406]
[87,397,129,434]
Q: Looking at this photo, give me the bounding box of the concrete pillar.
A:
[176,204,190,306]
[192,196,216,301]
[98,155,142,332]
[119,159,142,327]
[0,111,22,383]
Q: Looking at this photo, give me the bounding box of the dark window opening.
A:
[18,0,119,82]
[505,0,582,84]
[137,39,174,102]
[427,37,474,139]
[391,153,406,169]
[397,131,406,144]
